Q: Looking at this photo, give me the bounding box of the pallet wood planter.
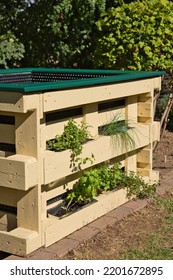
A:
[0,68,165,256]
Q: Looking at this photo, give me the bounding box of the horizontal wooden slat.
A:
[137,168,151,177]
[43,123,150,184]
[0,91,24,112]
[0,228,40,256]
[43,79,152,112]
[0,154,38,190]
[43,188,129,247]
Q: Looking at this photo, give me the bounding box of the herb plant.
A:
[47,119,94,168]
[121,171,157,199]
[99,114,136,150]
[65,163,122,210]
[64,162,156,211]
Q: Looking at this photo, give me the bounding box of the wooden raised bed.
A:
[0,68,165,256]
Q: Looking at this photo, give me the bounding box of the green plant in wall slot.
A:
[65,168,102,210]
[121,171,157,199]
[97,162,123,191]
[46,119,94,169]
[99,114,136,150]
[64,162,157,211]
[64,162,124,211]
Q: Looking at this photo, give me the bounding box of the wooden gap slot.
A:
[98,98,125,112]
[45,107,82,124]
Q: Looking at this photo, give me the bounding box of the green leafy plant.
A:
[99,114,136,150]
[94,0,173,70]
[46,119,94,168]
[65,168,102,210]
[97,162,123,191]
[0,33,25,68]
[64,162,156,211]
[121,171,157,199]
[15,0,107,68]
[65,162,122,210]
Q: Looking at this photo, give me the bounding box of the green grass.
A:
[120,231,173,260]
[118,196,173,260]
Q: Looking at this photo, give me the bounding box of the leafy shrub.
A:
[94,0,173,70]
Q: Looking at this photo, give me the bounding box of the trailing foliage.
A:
[65,162,156,210]
[94,0,173,70]
[122,171,157,199]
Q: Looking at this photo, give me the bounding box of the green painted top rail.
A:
[0,68,165,93]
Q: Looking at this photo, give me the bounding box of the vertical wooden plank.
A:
[125,95,138,123]
[83,103,98,138]
[15,110,38,158]
[125,96,137,173]
[15,95,42,232]
[17,185,40,231]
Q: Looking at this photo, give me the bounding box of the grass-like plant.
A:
[99,114,136,150]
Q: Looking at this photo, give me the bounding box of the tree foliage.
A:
[93,0,173,70]
[15,0,107,68]
[0,33,25,68]
[0,1,25,68]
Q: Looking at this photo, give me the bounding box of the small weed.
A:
[164,213,173,224]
